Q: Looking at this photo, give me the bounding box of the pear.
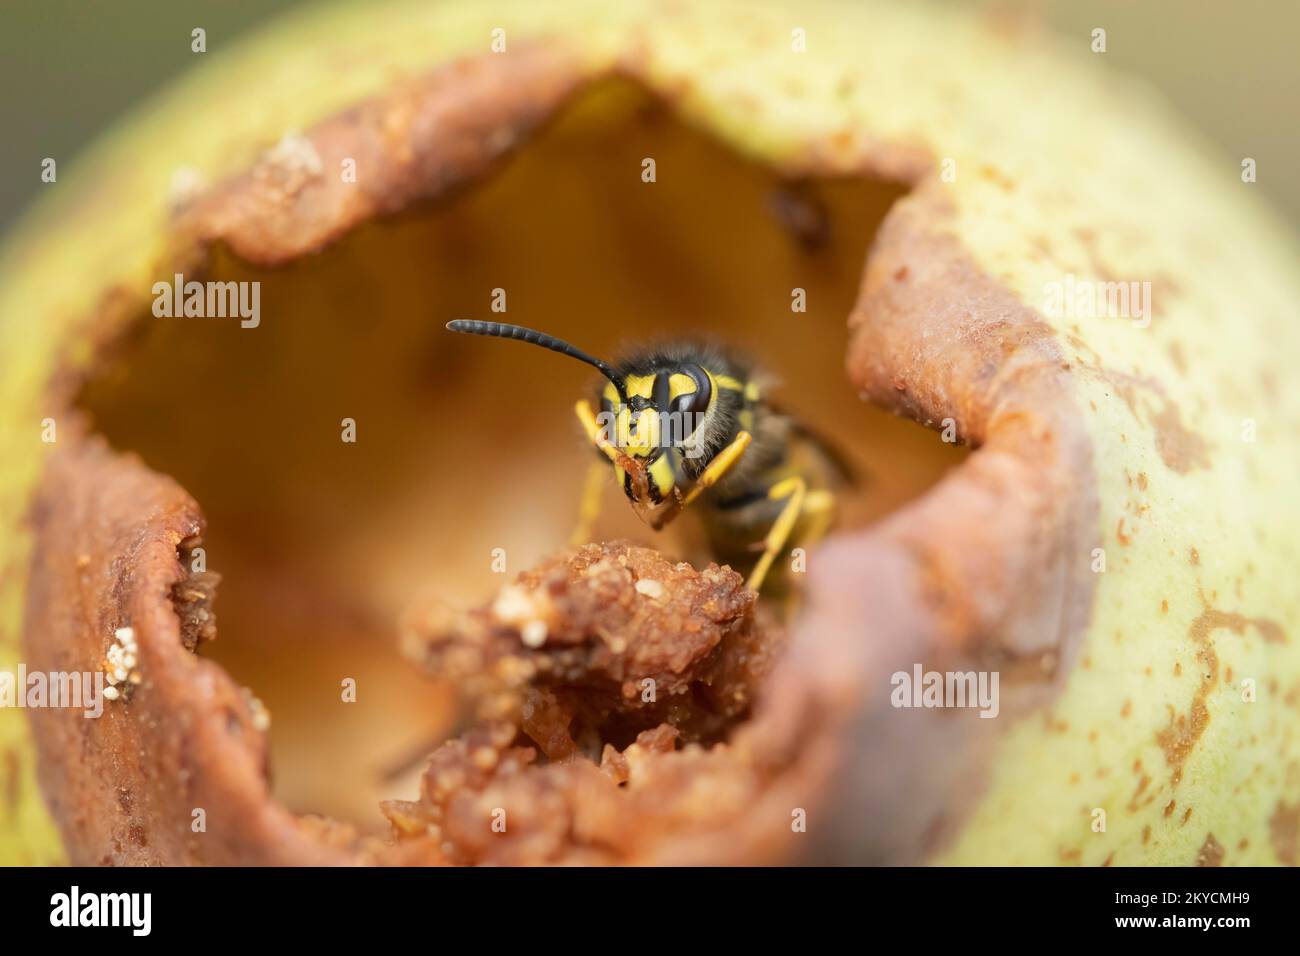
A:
[2,0,1296,865]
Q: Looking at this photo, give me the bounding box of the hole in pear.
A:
[75,78,966,830]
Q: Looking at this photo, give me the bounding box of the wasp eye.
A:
[669,364,712,435]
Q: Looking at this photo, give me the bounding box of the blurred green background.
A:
[1,0,1297,230]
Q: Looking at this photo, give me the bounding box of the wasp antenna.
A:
[446,319,628,401]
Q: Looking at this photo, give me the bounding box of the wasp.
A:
[446,320,850,592]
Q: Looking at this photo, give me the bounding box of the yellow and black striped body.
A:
[590,342,844,590]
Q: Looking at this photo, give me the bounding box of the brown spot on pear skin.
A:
[1078,365,1213,474]
[1151,400,1212,473]
[1159,621,1218,785]
[1270,801,1299,865]
[1163,799,1176,817]
[1126,774,1152,812]
[1159,607,1286,786]
[1167,341,1187,375]
[1136,472,1148,491]
[1254,619,1286,644]
[1195,833,1224,867]
[1189,547,1200,566]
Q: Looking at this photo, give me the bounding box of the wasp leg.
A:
[777,488,835,615]
[645,430,754,530]
[681,431,752,507]
[574,400,622,464]
[799,489,836,551]
[570,459,608,546]
[745,475,807,592]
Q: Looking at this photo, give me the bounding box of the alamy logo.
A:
[595,409,709,459]
[890,664,1000,718]
[152,272,261,328]
[50,886,151,936]
[0,667,105,718]
[1042,273,1152,329]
